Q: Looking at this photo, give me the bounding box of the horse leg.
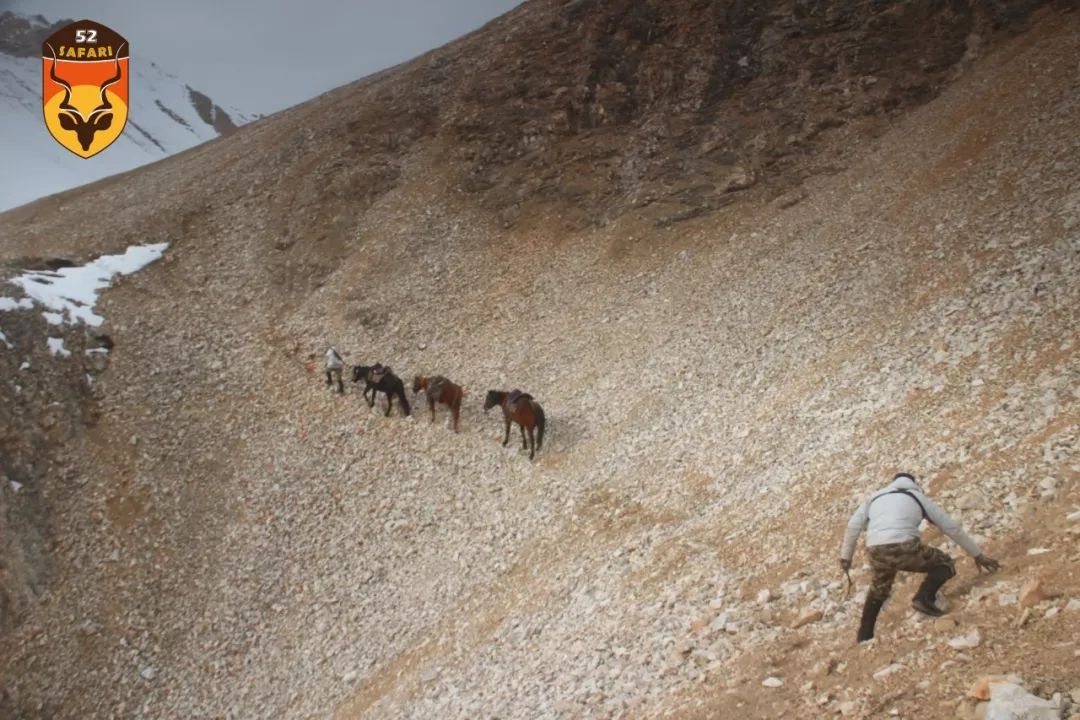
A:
[429,397,436,424]
[527,425,536,460]
[325,370,332,387]
[384,390,393,417]
[519,423,527,450]
[452,399,460,433]
[502,417,511,446]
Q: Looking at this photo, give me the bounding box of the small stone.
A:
[342,670,357,683]
[1027,547,1052,555]
[934,616,958,632]
[1065,598,1080,611]
[1043,607,1059,620]
[761,676,783,688]
[873,663,904,680]
[791,608,823,629]
[756,589,773,605]
[948,629,982,650]
[140,666,156,680]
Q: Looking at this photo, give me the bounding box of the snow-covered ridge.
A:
[0,12,254,212]
[1,243,168,351]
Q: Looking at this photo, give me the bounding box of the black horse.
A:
[352,364,411,417]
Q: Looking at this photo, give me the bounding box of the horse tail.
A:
[534,402,545,451]
[397,384,411,416]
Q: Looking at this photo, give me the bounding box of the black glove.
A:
[839,558,852,572]
[974,554,1000,573]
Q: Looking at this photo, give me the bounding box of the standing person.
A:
[325,346,344,394]
[839,473,1000,643]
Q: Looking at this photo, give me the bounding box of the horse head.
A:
[411,375,425,394]
[483,390,502,411]
[351,365,369,383]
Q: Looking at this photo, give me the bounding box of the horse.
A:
[351,364,411,417]
[412,375,464,432]
[483,389,546,460]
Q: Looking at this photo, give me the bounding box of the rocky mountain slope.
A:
[0,12,253,211]
[1,1,1077,718]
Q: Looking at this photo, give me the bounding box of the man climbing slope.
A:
[839,473,1000,643]
[325,346,345,394]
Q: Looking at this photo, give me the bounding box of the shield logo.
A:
[41,20,129,158]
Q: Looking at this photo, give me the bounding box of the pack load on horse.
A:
[483,389,546,460]
[412,374,465,432]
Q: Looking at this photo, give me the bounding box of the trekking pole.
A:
[844,568,854,598]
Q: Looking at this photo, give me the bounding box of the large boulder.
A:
[987,682,1063,720]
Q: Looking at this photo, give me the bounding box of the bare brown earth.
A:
[1,1,1078,719]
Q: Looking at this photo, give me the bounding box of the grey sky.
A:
[7,0,523,115]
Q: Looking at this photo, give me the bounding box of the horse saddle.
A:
[508,389,532,406]
[369,364,391,383]
[427,375,448,395]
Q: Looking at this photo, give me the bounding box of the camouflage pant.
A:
[867,539,955,602]
[326,368,343,389]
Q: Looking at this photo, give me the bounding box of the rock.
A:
[791,608,823,629]
[756,589,773,605]
[934,616,959,632]
[1027,547,1052,555]
[957,490,988,511]
[987,682,1062,720]
[1065,599,1080,612]
[873,663,904,680]
[948,629,983,650]
[970,674,1023,700]
[723,167,756,192]
[1066,509,1080,522]
[998,593,1018,607]
[1019,579,1046,608]
[140,666,156,680]
[761,676,783,688]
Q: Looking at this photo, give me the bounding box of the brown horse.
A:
[483,389,546,460]
[412,375,464,432]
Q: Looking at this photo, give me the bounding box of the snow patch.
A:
[47,337,71,357]
[2,244,168,331]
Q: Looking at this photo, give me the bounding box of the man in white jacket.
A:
[839,473,1000,642]
[325,346,345,394]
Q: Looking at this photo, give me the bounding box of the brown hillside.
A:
[1,1,1078,719]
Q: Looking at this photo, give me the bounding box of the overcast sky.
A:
[6,0,523,115]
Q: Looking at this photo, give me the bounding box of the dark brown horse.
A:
[483,389,546,460]
[352,364,411,417]
[412,375,464,432]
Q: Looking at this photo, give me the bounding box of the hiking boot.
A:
[857,597,885,643]
[911,596,945,617]
[911,564,953,617]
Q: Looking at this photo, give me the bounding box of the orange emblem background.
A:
[41,20,129,158]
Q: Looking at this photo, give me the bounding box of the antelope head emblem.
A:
[47,42,126,152]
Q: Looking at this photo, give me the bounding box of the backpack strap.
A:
[871,489,935,526]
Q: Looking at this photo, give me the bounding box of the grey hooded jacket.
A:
[839,476,982,562]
